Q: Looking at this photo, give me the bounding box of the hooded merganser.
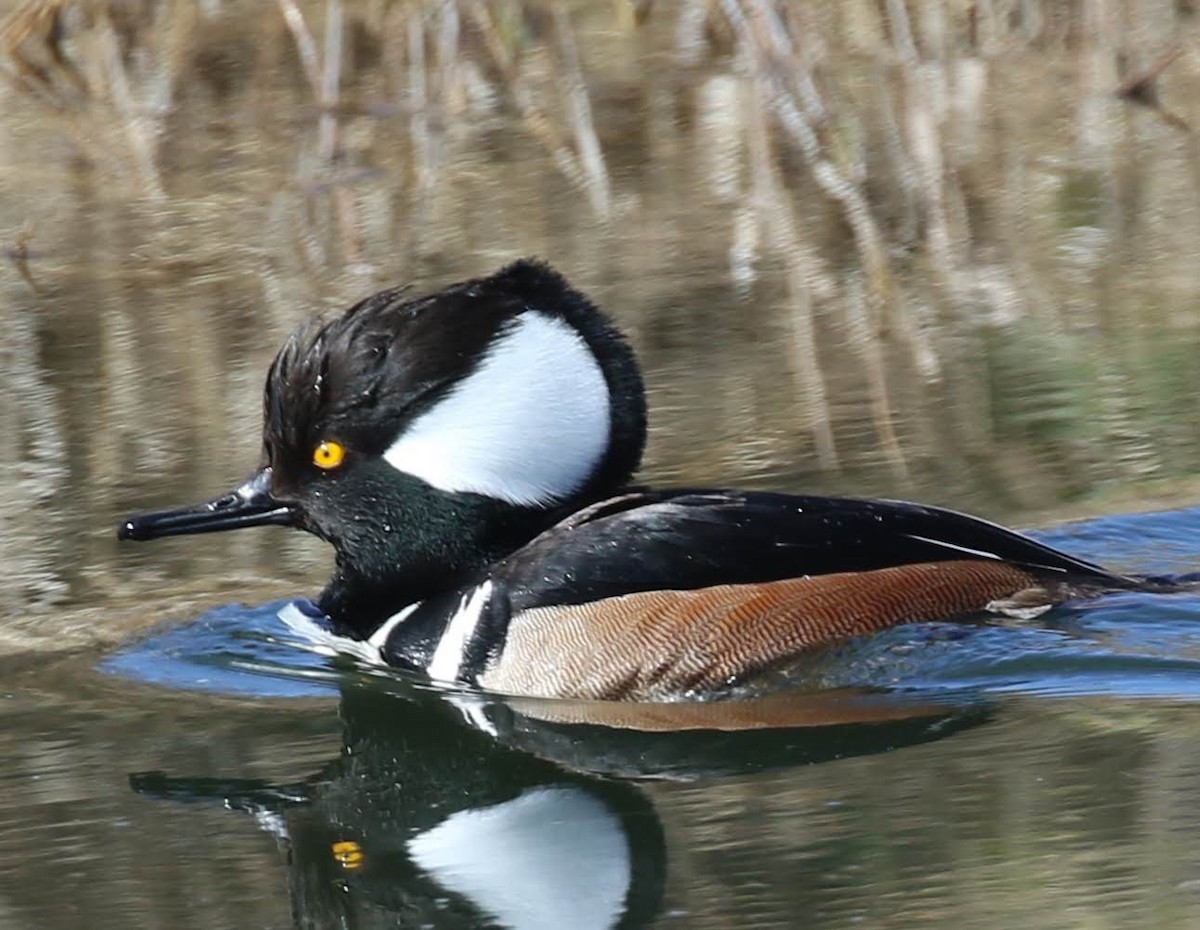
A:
[119,260,1154,701]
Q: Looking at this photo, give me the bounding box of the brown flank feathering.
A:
[498,688,964,731]
[479,560,1040,700]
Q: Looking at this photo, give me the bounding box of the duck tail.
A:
[1129,572,1200,594]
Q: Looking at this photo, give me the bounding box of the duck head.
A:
[119,261,646,636]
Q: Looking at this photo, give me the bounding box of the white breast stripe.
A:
[367,601,421,649]
[383,312,611,506]
[427,581,493,683]
[407,786,632,930]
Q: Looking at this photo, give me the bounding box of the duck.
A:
[118,259,1160,702]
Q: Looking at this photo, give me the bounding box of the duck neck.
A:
[315,496,579,639]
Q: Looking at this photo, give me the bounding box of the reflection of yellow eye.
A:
[332,840,364,870]
[313,440,346,470]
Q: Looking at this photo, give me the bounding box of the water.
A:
[4,1,1200,927]
[3,509,1198,928]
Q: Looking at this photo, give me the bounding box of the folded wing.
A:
[479,491,1138,700]
[495,490,1137,612]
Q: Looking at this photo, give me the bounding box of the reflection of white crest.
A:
[384,312,612,506]
[408,786,632,930]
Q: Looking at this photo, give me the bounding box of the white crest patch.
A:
[427,581,493,684]
[384,312,611,506]
[407,786,632,930]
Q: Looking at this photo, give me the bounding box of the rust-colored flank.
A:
[480,560,1039,700]
[501,687,963,732]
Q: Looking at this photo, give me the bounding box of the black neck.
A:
[314,482,582,638]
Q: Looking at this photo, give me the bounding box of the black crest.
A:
[262,259,647,496]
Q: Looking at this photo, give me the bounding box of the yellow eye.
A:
[312,440,346,470]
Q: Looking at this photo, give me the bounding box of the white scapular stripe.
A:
[384,312,611,506]
[408,786,632,930]
[904,534,1007,562]
[427,582,493,683]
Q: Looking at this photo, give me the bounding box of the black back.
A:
[490,490,1140,613]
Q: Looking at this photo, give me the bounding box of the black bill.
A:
[118,468,297,541]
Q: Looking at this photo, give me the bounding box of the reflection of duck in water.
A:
[441,677,990,780]
[132,686,666,930]
[128,680,988,927]
[126,668,991,926]
[119,261,1168,701]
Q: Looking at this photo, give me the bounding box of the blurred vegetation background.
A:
[1,0,1198,637]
